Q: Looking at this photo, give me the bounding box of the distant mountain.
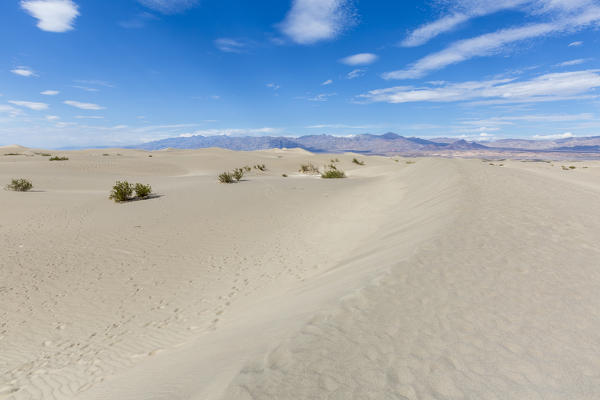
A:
[133,133,486,155]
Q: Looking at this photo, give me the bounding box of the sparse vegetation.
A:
[406,160,416,164]
[254,164,267,171]
[243,166,252,172]
[352,158,365,165]
[282,173,288,177]
[40,153,51,157]
[321,168,346,179]
[330,158,340,163]
[148,155,153,157]
[561,165,577,170]
[299,162,319,174]
[6,178,33,192]
[232,168,245,182]
[327,163,338,170]
[569,165,576,169]
[4,153,21,156]
[49,156,69,161]
[102,153,109,156]
[134,183,152,198]
[218,172,235,183]
[109,181,134,202]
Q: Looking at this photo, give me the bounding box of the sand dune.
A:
[1,149,600,399]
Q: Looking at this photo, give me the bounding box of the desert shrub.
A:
[282,173,288,177]
[4,153,21,156]
[352,158,365,165]
[299,162,319,174]
[406,160,416,164]
[6,178,33,192]
[254,164,266,171]
[232,168,245,182]
[327,163,338,170]
[321,169,346,179]
[218,172,235,183]
[569,165,576,169]
[243,166,251,172]
[40,153,51,157]
[134,183,152,198]
[102,153,109,156]
[109,181,134,202]
[49,156,69,161]
[330,158,340,163]
[148,155,153,157]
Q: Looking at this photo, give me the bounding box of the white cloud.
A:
[63,100,105,110]
[21,0,79,33]
[214,38,247,53]
[9,100,49,110]
[74,115,104,119]
[137,0,199,14]
[568,40,583,46]
[41,90,59,95]
[555,58,587,67]
[0,105,22,117]
[532,132,574,139]
[340,53,378,66]
[322,79,333,85]
[347,69,366,79]
[388,1,600,79]
[279,0,355,44]
[46,115,60,120]
[11,67,37,77]
[402,12,471,47]
[74,79,114,88]
[360,70,600,104]
[307,93,336,102]
[72,85,99,92]
[178,127,280,137]
[266,83,281,90]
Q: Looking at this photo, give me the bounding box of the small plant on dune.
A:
[299,162,319,174]
[406,160,416,164]
[321,168,346,179]
[4,153,21,156]
[6,178,33,192]
[109,181,134,202]
[254,164,267,172]
[134,183,152,198]
[569,165,576,169]
[218,172,235,184]
[232,168,245,182]
[49,156,69,161]
[40,153,51,157]
[102,153,109,156]
[148,155,153,157]
[243,166,252,172]
[330,158,340,163]
[352,158,365,165]
[327,163,338,170]
[282,173,288,177]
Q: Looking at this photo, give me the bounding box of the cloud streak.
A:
[11,67,37,77]
[137,0,199,14]
[360,70,600,104]
[63,100,105,110]
[340,53,378,66]
[9,100,49,110]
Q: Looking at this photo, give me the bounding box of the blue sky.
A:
[1,0,600,148]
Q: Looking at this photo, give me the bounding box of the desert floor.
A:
[1,146,600,400]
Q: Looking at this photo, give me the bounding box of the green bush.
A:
[352,158,365,165]
[49,156,69,161]
[134,183,152,198]
[321,169,346,179]
[6,178,33,192]
[282,173,288,177]
[254,164,267,171]
[232,168,245,182]
[109,181,134,202]
[299,162,319,174]
[243,166,252,172]
[218,172,235,183]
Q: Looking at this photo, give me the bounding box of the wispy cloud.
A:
[340,53,378,66]
[568,40,583,46]
[46,115,60,120]
[20,0,79,33]
[279,0,355,44]
[555,58,587,67]
[178,127,280,137]
[214,38,248,53]
[389,1,600,79]
[347,68,366,79]
[74,115,104,119]
[322,79,333,85]
[72,85,99,92]
[9,100,49,110]
[73,79,114,88]
[307,93,336,102]
[63,100,105,110]
[360,70,600,104]
[137,0,199,14]
[266,83,281,90]
[119,12,157,29]
[41,90,59,95]
[11,66,37,77]
[0,105,22,117]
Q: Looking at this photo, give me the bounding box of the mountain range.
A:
[132,133,600,158]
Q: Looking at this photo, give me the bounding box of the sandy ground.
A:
[1,146,600,400]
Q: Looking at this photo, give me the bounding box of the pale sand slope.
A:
[0,150,599,399]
